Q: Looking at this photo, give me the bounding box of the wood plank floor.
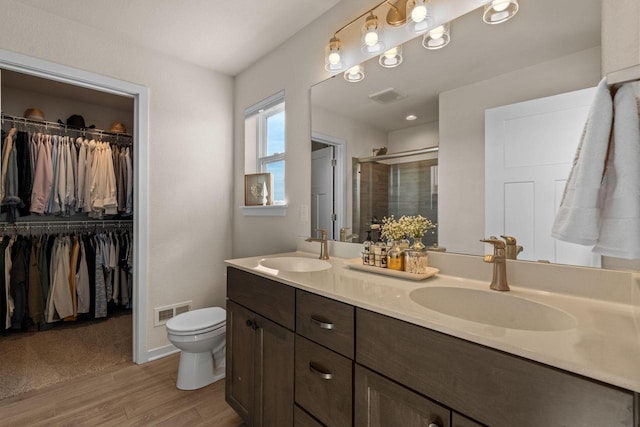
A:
[0,353,243,426]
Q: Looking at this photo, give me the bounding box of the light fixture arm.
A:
[332,0,388,37]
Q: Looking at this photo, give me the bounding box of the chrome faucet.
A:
[500,235,523,260]
[481,237,510,291]
[306,228,329,260]
[339,227,359,242]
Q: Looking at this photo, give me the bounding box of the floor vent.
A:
[154,301,192,326]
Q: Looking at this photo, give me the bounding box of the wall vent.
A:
[154,301,192,326]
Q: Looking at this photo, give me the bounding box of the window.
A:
[245,91,285,205]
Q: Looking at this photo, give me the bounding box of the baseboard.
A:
[146,344,180,362]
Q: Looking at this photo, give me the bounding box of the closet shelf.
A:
[1,112,133,144]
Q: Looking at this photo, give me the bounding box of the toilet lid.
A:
[166,307,226,332]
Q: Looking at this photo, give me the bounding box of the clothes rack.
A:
[0,220,133,236]
[1,113,132,146]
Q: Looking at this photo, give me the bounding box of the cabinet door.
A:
[255,310,295,427]
[354,364,450,427]
[226,300,295,427]
[226,300,255,423]
[452,412,485,427]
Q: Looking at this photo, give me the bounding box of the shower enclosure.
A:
[353,147,438,246]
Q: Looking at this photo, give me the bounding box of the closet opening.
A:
[0,50,149,400]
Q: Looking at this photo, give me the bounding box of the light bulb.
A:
[384,47,398,59]
[491,0,511,12]
[429,25,445,40]
[411,4,428,22]
[347,66,360,76]
[365,30,379,47]
[328,52,341,65]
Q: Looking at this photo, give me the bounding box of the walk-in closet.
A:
[0,69,135,399]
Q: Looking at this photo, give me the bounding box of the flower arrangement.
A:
[381,215,436,241]
[398,215,436,239]
[380,216,404,240]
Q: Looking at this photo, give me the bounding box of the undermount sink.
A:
[409,287,576,331]
[258,257,331,273]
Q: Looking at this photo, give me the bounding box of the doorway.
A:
[0,48,149,364]
[311,132,345,241]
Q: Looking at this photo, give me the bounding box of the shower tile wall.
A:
[354,161,389,241]
[354,158,438,246]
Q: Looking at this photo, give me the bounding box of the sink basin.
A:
[409,287,576,331]
[258,257,331,273]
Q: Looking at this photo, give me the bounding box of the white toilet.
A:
[166,307,226,390]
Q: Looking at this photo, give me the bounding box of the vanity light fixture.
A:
[362,11,386,54]
[325,36,345,71]
[344,64,365,83]
[422,22,450,50]
[483,0,519,24]
[406,0,433,33]
[379,46,403,68]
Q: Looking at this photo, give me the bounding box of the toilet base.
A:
[176,350,225,390]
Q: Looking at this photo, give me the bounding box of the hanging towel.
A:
[593,82,640,259]
[551,77,613,245]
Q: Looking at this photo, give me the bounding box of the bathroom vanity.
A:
[225,252,639,427]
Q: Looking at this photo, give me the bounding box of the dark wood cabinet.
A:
[227,267,637,427]
[452,412,485,427]
[354,364,450,427]
[356,308,634,427]
[226,269,295,427]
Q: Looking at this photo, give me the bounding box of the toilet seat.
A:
[166,307,226,336]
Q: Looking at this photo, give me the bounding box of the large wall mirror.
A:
[311,0,602,267]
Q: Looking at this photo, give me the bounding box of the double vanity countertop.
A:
[225,250,640,393]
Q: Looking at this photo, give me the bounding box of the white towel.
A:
[593,82,640,259]
[551,78,613,245]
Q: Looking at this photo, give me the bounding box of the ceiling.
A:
[15,0,342,76]
[312,0,601,132]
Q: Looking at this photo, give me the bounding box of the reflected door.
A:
[485,87,600,267]
[311,146,335,239]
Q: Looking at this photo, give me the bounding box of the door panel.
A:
[485,87,600,266]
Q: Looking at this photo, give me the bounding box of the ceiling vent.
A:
[368,87,407,104]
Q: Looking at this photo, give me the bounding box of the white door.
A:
[485,87,601,267]
[311,146,335,239]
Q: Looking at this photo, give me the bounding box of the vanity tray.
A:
[344,258,439,281]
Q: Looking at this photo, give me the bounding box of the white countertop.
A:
[225,251,640,393]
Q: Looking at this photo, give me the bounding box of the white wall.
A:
[0,0,234,352]
[438,47,601,255]
[233,0,378,258]
[388,122,439,152]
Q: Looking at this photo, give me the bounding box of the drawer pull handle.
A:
[309,362,333,380]
[310,315,334,330]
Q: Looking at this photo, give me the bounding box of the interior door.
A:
[311,146,335,239]
[485,87,601,267]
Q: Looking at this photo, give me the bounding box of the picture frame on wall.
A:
[244,173,273,206]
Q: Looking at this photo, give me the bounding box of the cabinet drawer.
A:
[452,412,485,427]
[356,308,634,427]
[227,267,295,329]
[294,405,325,427]
[354,364,450,427]
[296,290,354,358]
[295,336,353,427]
